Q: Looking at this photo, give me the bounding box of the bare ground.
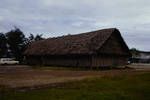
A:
[0,64,150,89]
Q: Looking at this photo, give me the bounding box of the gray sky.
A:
[0,0,150,51]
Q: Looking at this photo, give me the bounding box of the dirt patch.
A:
[127,63,150,70]
[0,65,149,89]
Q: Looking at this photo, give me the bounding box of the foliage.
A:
[130,48,140,57]
[0,33,7,57]
[27,33,44,44]
[5,28,27,62]
[0,27,44,62]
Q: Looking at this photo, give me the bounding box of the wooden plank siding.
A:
[91,55,128,67]
[26,55,127,67]
[26,55,92,67]
[89,30,129,67]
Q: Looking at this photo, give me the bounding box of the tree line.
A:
[0,27,44,62]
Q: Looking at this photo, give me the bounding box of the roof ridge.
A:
[46,28,116,40]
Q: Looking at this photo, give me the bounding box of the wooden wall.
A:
[26,54,128,68]
[91,55,128,67]
[99,32,129,55]
[26,55,92,67]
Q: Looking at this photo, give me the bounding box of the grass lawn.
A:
[0,72,150,100]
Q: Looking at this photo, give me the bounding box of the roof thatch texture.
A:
[24,28,129,56]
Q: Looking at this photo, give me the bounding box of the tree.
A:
[0,33,7,57]
[28,33,34,42]
[130,48,140,58]
[5,27,27,62]
[34,34,44,41]
[27,33,44,44]
[3,27,44,62]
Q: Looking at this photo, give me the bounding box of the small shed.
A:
[24,28,131,67]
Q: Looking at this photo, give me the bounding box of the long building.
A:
[24,28,131,68]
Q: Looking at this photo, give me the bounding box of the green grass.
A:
[1,72,150,100]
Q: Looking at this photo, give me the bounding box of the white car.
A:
[0,58,19,65]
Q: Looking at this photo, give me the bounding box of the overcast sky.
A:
[0,0,150,51]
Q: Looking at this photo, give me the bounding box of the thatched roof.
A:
[24,28,130,56]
